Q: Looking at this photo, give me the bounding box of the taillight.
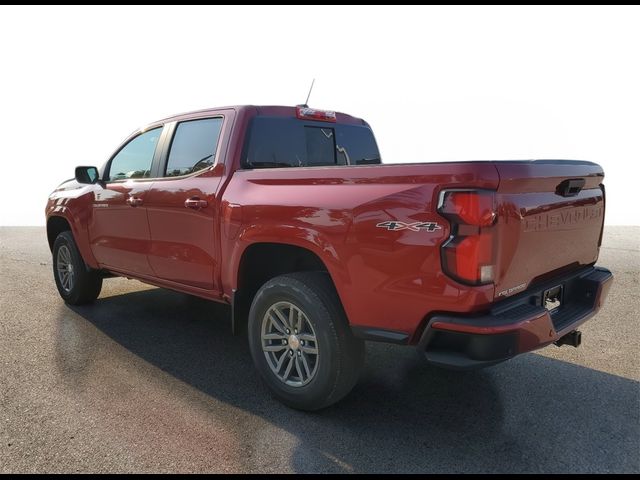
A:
[438,190,496,285]
[295,106,337,123]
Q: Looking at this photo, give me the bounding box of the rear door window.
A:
[165,118,223,177]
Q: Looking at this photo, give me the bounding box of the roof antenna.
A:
[300,79,315,108]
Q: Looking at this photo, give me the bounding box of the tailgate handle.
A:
[556,178,585,197]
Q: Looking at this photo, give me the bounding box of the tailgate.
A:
[492,160,605,299]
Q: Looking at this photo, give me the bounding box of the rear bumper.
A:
[417,266,613,369]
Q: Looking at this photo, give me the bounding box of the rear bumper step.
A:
[417,266,613,369]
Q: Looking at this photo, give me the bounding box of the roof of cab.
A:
[153,105,366,127]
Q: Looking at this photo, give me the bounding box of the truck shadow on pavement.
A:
[62,287,639,473]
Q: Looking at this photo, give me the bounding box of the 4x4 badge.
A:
[376,221,441,232]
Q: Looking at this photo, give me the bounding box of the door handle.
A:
[184,197,208,209]
[126,196,143,207]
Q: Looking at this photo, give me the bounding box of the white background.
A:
[0,6,638,225]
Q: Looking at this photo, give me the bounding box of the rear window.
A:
[243,117,380,168]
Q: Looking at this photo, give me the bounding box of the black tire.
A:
[52,231,102,305]
[248,272,365,411]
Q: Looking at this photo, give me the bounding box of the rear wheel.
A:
[52,231,102,305]
[248,272,365,411]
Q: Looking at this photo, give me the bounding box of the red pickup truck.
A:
[46,105,612,410]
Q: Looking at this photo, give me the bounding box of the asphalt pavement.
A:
[1,226,638,473]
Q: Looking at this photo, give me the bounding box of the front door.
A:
[89,126,163,276]
[144,117,225,291]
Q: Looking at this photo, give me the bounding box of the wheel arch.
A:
[47,215,72,251]
[231,241,344,335]
[46,213,98,269]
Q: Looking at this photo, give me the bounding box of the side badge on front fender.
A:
[376,221,442,232]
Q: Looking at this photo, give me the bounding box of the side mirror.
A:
[75,166,100,184]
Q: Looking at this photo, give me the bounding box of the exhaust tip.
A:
[555,330,582,348]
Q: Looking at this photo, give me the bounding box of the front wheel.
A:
[52,231,102,305]
[248,272,365,411]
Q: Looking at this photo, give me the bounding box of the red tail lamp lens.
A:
[440,191,495,227]
[439,190,496,285]
[442,233,494,284]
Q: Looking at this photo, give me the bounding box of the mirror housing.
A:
[75,166,100,184]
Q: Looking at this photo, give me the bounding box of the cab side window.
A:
[107,127,162,181]
[165,118,223,177]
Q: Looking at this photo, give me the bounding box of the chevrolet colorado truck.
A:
[46,105,613,410]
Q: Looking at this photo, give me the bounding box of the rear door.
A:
[492,160,605,299]
[144,114,230,293]
[89,126,163,275]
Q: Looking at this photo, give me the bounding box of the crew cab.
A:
[46,105,613,410]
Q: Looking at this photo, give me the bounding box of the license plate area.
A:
[543,285,563,312]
